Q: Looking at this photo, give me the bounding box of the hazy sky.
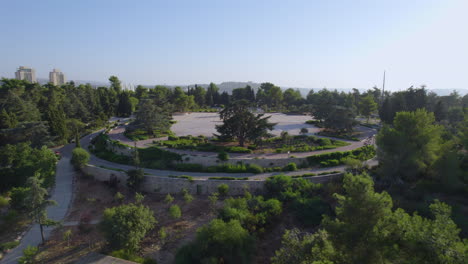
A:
[1,0,467,90]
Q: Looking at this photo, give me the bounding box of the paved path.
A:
[83,130,378,180]
[1,144,76,264]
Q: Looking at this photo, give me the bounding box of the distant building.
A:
[15,66,37,83]
[49,68,66,86]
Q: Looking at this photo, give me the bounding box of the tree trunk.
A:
[40,224,45,244]
[239,138,245,147]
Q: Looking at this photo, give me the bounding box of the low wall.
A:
[82,165,342,195]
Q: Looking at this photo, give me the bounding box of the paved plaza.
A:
[171,112,320,137]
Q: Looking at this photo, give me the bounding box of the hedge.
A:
[306,145,375,166]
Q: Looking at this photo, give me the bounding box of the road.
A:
[1,144,76,264]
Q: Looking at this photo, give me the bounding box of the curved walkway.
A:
[83,129,378,181]
[1,144,76,264]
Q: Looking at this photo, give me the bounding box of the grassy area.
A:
[317,130,360,141]
[306,145,376,167]
[124,128,173,141]
[208,177,249,180]
[155,134,349,154]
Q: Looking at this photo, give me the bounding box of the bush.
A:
[175,219,254,264]
[318,138,332,146]
[320,159,340,167]
[9,187,29,210]
[306,145,375,166]
[226,146,252,153]
[218,196,282,233]
[0,195,8,209]
[18,246,38,264]
[164,194,174,204]
[0,240,19,251]
[169,205,182,219]
[218,184,229,196]
[282,162,298,171]
[293,197,330,226]
[218,151,229,161]
[100,203,156,252]
[71,147,90,169]
[247,164,263,173]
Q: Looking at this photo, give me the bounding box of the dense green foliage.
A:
[377,109,443,184]
[272,173,468,264]
[0,143,57,191]
[100,203,156,252]
[71,147,90,169]
[265,175,329,226]
[218,195,282,233]
[175,219,255,264]
[306,145,376,167]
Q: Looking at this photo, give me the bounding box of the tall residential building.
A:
[15,66,37,83]
[49,68,66,86]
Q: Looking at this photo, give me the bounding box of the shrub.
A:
[101,203,156,252]
[0,195,8,209]
[175,219,254,264]
[306,145,375,166]
[300,127,309,134]
[226,146,252,153]
[282,162,298,171]
[218,151,229,161]
[169,205,182,219]
[164,194,174,204]
[247,164,263,173]
[71,147,90,169]
[114,192,125,203]
[18,246,38,264]
[319,159,340,167]
[0,240,19,251]
[9,187,29,210]
[218,184,229,196]
[318,138,332,146]
[293,197,330,226]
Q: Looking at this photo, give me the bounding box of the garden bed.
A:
[154,134,349,154]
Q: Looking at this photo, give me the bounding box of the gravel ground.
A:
[171,112,319,137]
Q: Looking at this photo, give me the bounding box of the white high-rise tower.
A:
[49,69,66,86]
[15,66,37,83]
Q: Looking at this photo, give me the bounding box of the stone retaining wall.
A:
[82,165,343,195]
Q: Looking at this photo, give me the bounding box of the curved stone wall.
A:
[82,165,343,195]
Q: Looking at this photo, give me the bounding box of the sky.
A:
[1,0,467,90]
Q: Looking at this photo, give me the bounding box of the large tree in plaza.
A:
[216,100,276,147]
[134,99,171,136]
